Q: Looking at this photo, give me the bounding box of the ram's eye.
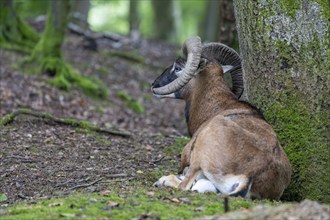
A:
[174,66,182,72]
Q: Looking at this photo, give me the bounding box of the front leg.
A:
[153,174,182,188]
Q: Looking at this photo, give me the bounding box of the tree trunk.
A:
[28,0,107,98]
[233,0,329,202]
[151,0,176,41]
[199,0,220,42]
[218,0,237,49]
[71,0,90,30]
[129,0,140,40]
[0,0,39,53]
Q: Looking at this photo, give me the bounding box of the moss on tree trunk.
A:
[233,0,329,202]
[27,0,107,98]
[0,0,39,53]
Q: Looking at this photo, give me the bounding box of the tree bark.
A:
[218,0,237,49]
[71,0,90,30]
[233,0,329,202]
[151,0,176,41]
[129,0,140,39]
[0,0,39,52]
[27,0,107,98]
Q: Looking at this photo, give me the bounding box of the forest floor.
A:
[0,29,329,219]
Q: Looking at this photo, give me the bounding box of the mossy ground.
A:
[0,185,274,220]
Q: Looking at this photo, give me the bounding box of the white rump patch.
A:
[222,65,234,73]
[192,179,218,193]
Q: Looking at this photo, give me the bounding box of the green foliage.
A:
[118,91,144,114]
[0,189,272,219]
[0,194,8,202]
[0,0,39,53]
[14,0,48,19]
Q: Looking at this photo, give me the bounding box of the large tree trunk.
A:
[218,0,237,49]
[0,0,39,53]
[233,0,329,202]
[28,0,107,98]
[151,0,176,41]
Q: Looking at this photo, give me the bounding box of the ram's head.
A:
[151,36,244,99]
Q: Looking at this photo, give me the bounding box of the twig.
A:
[8,155,34,163]
[68,23,121,42]
[0,109,131,138]
[106,173,128,178]
[152,156,172,164]
[99,177,133,184]
[69,177,104,190]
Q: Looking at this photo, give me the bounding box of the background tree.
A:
[199,0,219,42]
[129,0,140,40]
[0,0,39,52]
[151,0,176,41]
[71,0,90,30]
[218,0,237,49]
[233,0,329,202]
[27,0,106,98]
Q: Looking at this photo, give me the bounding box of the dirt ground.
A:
[0,32,188,204]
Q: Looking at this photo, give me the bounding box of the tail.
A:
[228,176,253,198]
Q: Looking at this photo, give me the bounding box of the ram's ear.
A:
[198,58,208,70]
[222,65,234,73]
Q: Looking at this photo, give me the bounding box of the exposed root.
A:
[0,108,131,138]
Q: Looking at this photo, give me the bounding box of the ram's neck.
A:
[184,70,238,136]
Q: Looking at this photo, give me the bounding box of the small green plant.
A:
[118,91,145,114]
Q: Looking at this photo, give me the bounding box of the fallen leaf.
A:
[144,145,154,151]
[195,206,206,211]
[107,201,119,207]
[147,191,155,197]
[99,190,112,197]
[136,170,143,174]
[170,198,180,203]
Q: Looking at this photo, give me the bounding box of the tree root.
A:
[0,108,131,138]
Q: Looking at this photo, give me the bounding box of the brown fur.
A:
[155,62,291,200]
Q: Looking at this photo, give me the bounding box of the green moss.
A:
[104,50,145,64]
[118,91,145,114]
[163,137,190,156]
[264,90,329,202]
[0,187,273,220]
[278,0,303,17]
[0,0,39,53]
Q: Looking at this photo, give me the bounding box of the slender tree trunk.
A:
[218,0,237,49]
[234,0,329,202]
[27,0,107,98]
[0,0,39,52]
[199,0,220,42]
[151,0,176,41]
[71,0,90,30]
[129,0,140,39]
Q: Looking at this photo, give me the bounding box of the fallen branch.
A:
[69,177,104,190]
[0,108,131,138]
[68,23,121,42]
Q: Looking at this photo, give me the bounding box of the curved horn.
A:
[152,36,202,95]
[202,43,243,98]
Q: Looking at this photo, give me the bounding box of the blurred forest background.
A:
[13,0,237,46]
